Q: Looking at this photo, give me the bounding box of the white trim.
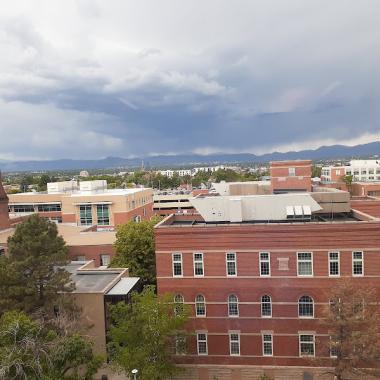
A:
[259,251,271,277]
[298,295,314,318]
[172,252,183,277]
[229,331,240,356]
[226,252,237,277]
[352,251,364,277]
[196,331,208,355]
[261,294,272,318]
[195,294,206,317]
[227,294,239,317]
[328,251,340,277]
[262,333,273,357]
[297,251,313,277]
[193,252,204,277]
[299,333,315,357]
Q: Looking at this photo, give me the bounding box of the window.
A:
[261,295,272,317]
[195,294,206,317]
[330,337,338,358]
[174,294,184,316]
[172,253,183,277]
[175,334,186,355]
[13,205,35,213]
[76,255,85,261]
[226,252,237,276]
[298,296,314,318]
[289,167,296,176]
[299,334,315,357]
[228,294,239,317]
[229,332,240,356]
[262,333,273,356]
[335,170,341,176]
[260,252,270,276]
[37,203,61,212]
[79,205,92,225]
[100,254,110,266]
[96,204,110,225]
[297,252,313,276]
[197,332,208,355]
[133,215,141,223]
[193,253,204,277]
[329,251,340,276]
[352,251,363,276]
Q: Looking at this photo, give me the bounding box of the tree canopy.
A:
[111,218,160,285]
[0,214,74,315]
[0,311,102,380]
[319,280,380,379]
[108,286,189,380]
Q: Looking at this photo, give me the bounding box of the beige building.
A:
[8,180,154,228]
[65,261,140,355]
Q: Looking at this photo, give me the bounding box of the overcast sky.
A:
[0,0,379,160]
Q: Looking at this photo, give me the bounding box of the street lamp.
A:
[131,369,138,380]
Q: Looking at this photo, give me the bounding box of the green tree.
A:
[111,218,160,285]
[0,311,102,380]
[0,214,74,315]
[108,286,190,380]
[319,280,380,379]
[312,165,322,178]
[37,174,52,192]
[341,174,353,194]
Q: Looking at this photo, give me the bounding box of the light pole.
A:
[131,368,138,380]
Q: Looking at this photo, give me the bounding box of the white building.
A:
[321,159,380,183]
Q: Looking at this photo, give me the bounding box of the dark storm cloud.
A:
[0,0,379,159]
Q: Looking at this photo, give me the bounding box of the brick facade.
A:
[155,217,380,378]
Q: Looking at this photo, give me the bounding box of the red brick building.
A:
[0,172,10,231]
[155,175,380,379]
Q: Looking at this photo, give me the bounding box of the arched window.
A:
[174,294,184,316]
[261,295,272,317]
[228,294,239,316]
[299,296,314,318]
[195,294,206,317]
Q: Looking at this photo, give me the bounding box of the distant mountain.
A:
[1,141,380,172]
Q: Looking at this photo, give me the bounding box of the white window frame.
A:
[289,167,296,176]
[226,252,237,277]
[299,333,315,357]
[174,294,184,316]
[193,252,204,277]
[330,337,338,358]
[229,331,240,356]
[195,294,206,317]
[328,251,340,277]
[261,295,272,318]
[262,333,273,356]
[298,296,314,319]
[228,294,239,317]
[297,252,313,277]
[175,334,186,355]
[197,332,208,355]
[172,253,183,277]
[352,251,364,277]
[259,252,271,277]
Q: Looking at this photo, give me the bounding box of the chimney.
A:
[0,171,11,230]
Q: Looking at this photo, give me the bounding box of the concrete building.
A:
[321,159,380,183]
[7,180,153,228]
[154,161,380,380]
[153,192,194,217]
[66,261,140,355]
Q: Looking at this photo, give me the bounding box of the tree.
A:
[0,214,74,315]
[111,218,160,285]
[341,174,353,194]
[0,311,102,380]
[108,286,190,380]
[319,280,380,379]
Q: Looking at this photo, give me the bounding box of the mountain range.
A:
[1,141,380,172]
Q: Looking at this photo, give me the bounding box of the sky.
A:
[0,0,379,160]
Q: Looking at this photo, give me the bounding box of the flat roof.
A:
[65,262,126,293]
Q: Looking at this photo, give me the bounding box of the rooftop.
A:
[65,261,130,293]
